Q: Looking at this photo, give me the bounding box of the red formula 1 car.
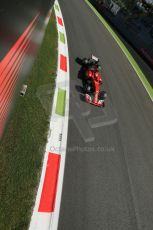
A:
[81,55,107,107]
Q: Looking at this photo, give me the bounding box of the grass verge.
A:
[0,10,57,230]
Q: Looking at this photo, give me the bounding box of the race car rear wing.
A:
[91,55,99,62]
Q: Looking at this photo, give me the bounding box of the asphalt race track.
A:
[58,0,153,230]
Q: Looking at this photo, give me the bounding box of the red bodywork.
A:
[85,69,104,107]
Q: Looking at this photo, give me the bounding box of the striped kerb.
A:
[57,16,63,26]
[56,88,66,116]
[59,32,65,44]
[60,54,67,72]
[38,153,61,212]
[55,4,59,11]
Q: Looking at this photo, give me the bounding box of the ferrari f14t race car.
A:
[80,55,107,107]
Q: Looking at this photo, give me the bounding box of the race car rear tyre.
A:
[82,58,88,65]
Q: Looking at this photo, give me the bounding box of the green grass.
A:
[0,10,58,230]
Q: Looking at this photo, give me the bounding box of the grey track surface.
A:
[58,0,153,230]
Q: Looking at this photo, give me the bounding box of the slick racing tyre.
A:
[99,91,107,100]
[82,58,89,65]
